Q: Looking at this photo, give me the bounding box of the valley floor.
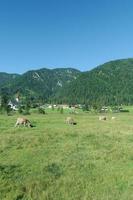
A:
[0,110,133,200]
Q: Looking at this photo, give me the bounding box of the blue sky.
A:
[0,0,133,74]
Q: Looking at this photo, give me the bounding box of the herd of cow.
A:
[14,115,116,128]
[14,116,77,127]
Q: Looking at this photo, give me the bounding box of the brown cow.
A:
[66,117,77,125]
[15,117,33,127]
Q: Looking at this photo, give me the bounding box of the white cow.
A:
[111,116,116,120]
[99,116,107,121]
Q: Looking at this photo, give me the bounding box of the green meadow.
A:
[0,109,133,200]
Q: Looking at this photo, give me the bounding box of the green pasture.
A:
[0,109,133,199]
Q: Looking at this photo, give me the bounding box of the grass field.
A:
[0,109,133,200]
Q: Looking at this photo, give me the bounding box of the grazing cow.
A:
[15,117,33,127]
[99,116,107,121]
[66,117,77,125]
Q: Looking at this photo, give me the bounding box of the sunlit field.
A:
[0,108,133,200]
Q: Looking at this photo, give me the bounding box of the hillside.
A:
[56,58,133,105]
[0,73,20,89]
[1,58,133,105]
[0,68,81,101]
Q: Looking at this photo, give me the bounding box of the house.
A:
[8,100,19,111]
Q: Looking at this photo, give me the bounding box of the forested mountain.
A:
[55,58,133,105]
[1,58,133,105]
[0,68,81,102]
[0,73,20,88]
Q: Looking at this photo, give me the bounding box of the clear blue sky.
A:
[0,0,133,74]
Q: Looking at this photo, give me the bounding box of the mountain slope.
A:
[0,72,20,88]
[1,58,133,105]
[0,68,81,101]
[56,58,133,105]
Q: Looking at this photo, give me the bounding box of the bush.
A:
[60,107,64,114]
[38,107,45,114]
[18,106,23,114]
[18,105,30,115]
[82,104,90,111]
[52,105,54,111]
[119,109,129,112]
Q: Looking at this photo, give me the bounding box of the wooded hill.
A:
[55,58,133,105]
[1,58,133,105]
[0,68,80,103]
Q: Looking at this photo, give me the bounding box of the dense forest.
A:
[0,68,80,104]
[1,58,133,106]
[54,58,133,105]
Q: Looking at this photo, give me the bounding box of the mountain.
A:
[56,58,133,105]
[1,58,133,105]
[0,68,81,102]
[0,72,20,88]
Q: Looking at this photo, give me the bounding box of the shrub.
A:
[52,105,54,111]
[38,107,45,114]
[120,109,129,112]
[60,107,64,114]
